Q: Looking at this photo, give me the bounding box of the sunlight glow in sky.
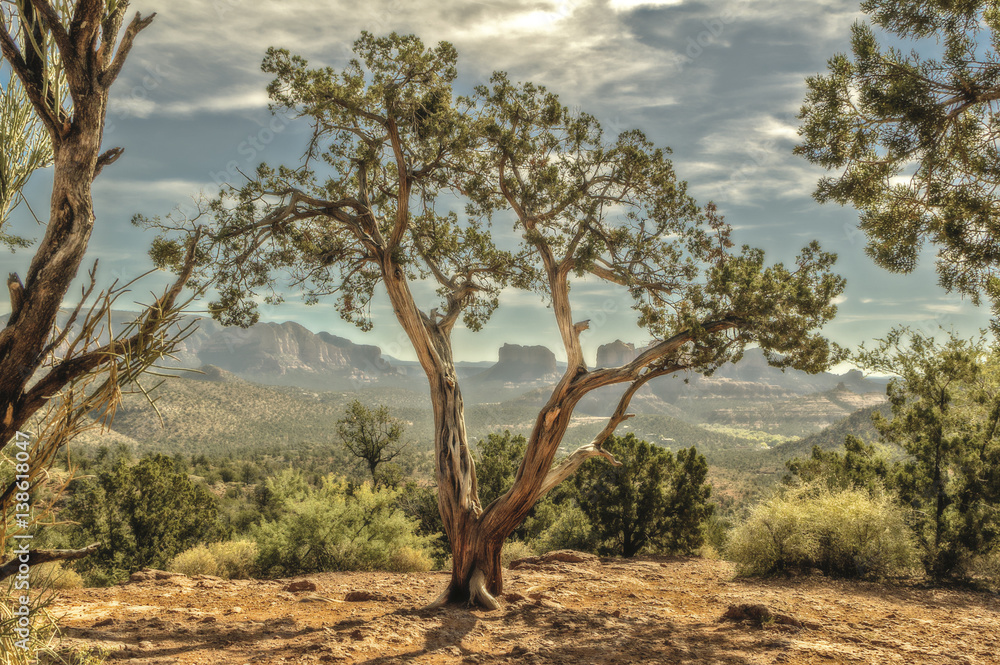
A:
[0,0,990,366]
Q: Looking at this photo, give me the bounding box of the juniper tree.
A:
[336,399,407,487]
[797,1,1000,318]
[854,328,1000,580]
[148,33,845,608]
[574,434,713,557]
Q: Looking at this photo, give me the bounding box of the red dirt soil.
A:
[48,555,1000,664]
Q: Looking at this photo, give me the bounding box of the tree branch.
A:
[69,0,105,49]
[0,17,59,136]
[0,543,99,583]
[572,317,741,396]
[93,147,124,179]
[20,228,201,417]
[386,118,410,249]
[38,260,100,360]
[437,281,479,335]
[97,0,130,68]
[537,361,683,498]
[7,273,25,323]
[27,0,73,61]
[537,442,620,499]
[98,11,155,87]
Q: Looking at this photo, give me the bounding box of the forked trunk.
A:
[380,256,588,609]
[430,379,584,609]
[425,363,510,608]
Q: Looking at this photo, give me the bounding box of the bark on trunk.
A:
[0,5,156,450]
[0,130,101,446]
[378,254,517,607]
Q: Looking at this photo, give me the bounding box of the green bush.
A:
[574,434,714,557]
[167,545,218,577]
[56,454,219,578]
[960,547,1000,590]
[526,501,596,554]
[80,568,119,589]
[168,540,259,579]
[252,473,436,576]
[726,484,917,579]
[210,540,258,579]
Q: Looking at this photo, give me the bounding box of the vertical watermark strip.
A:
[12,429,33,650]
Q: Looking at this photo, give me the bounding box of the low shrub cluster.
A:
[252,471,436,576]
[725,483,917,579]
[167,540,259,579]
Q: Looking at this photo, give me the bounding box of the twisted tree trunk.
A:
[0,4,158,449]
[0,107,102,444]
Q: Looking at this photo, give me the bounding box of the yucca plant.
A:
[0,580,59,665]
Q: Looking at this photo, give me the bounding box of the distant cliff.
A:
[5,310,888,407]
[7,310,399,390]
[473,343,558,384]
[595,340,637,367]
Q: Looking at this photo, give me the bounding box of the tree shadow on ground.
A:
[353,601,758,664]
[58,616,322,662]
[734,572,1000,613]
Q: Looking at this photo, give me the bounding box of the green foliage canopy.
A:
[856,328,1000,579]
[573,433,713,557]
[787,328,1000,581]
[146,31,845,375]
[797,1,1000,318]
[61,454,219,580]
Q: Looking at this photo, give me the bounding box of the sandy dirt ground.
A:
[46,554,1000,664]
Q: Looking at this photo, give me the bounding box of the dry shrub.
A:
[167,545,217,578]
[28,563,83,591]
[209,540,258,580]
[725,483,917,579]
[0,582,58,665]
[502,540,536,569]
[385,546,434,573]
[167,540,259,580]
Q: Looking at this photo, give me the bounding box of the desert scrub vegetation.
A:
[0,582,59,665]
[167,540,259,579]
[252,471,436,576]
[725,483,917,579]
[28,563,83,591]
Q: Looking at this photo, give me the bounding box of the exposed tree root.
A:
[468,568,501,611]
[423,584,452,610]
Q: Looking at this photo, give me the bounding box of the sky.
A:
[0,0,991,366]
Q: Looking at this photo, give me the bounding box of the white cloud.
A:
[66,0,992,354]
[610,0,684,10]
